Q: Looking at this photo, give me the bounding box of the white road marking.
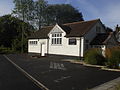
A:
[50,62,53,69]
[54,63,57,69]
[49,62,66,70]
[4,55,49,90]
[54,76,71,82]
[61,64,66,70]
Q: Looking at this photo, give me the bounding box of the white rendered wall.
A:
[28,39,39,53]
[28,39,48,54]
[28,21,106,57]
[48,24,80,56]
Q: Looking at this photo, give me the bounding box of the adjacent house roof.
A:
[90,33,112,45]
[64,19,100,37]
[28,19,100,39]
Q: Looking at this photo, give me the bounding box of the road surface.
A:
[0,55,41,90]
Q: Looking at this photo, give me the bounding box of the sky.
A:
[0,0,120,29]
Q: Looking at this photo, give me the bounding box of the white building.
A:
[28,19,117,58]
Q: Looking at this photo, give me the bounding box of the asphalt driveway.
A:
[0,55,41,90]
[5,54,120,90]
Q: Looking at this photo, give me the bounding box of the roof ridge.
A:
[39,19,100,29]
[63,19,100,26]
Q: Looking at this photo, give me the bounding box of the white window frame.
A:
[51,33,62,45]
[69,38,77,45]
[29,41,38,45]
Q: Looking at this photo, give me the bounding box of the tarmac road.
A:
[0,55,41,90]
[6,54,120,90]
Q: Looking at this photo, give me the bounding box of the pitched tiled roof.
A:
[28,19,100,39]
[28,26,53,39]
[90,33,111,45]
[64,19,100,37]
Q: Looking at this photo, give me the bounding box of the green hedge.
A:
[84,47,120,69]
[105,48,120,69]
[84,48,106,65]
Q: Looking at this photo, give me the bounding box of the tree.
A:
[13,0,34,22]
[13,1,84,28]
[34,0,48,29]
[13,0,34,53]
[0,15,33,52]
[44,4,84,25]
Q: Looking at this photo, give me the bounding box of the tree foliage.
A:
[34,0,48,29]
[84,48,106,65]
[13,0,34,22]
[0,15,33,52]
[13,0,84,29]
[105,47,120,69]
[45,4,84,25]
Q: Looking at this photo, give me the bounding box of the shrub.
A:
[84,48,106,65]
[105,48,120,69]
[0,46,14,54]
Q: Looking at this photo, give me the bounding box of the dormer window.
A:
[51,33,62,45]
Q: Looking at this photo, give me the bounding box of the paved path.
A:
[5,54,120,90]
[0,55,41,90]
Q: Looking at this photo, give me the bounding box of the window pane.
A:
[57,33,59,37]
[69,39,76,45]
[29,41,37,45]
[57,38,59,44]
[51,33,62,45]
[60,38,62,44]
[54,38,56,44]
[52,34,54,37]
[54,34,56,37]
[52,39,53,44]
